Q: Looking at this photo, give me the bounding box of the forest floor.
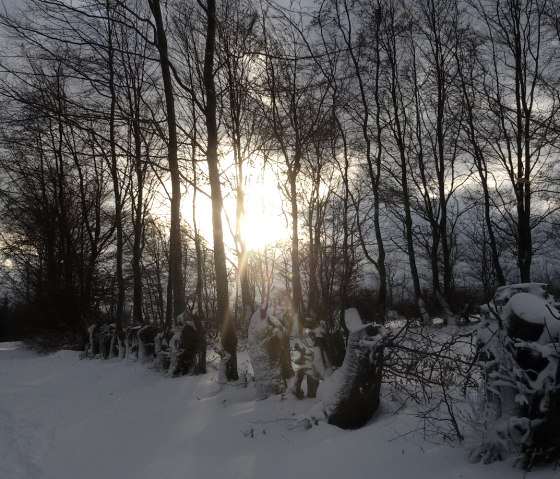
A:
[1,340,559,479]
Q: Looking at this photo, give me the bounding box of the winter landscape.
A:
[4,290,560,478]
[1,0,560,477]
[0,332,557,479]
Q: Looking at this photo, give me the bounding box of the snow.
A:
[0,341,23,351]
[0,342,558,479]
[432,317,444,326]
[494,283,549,305]
[344,307,364,332]
[504,292,560,342]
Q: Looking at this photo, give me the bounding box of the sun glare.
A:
[240,177,288,251]
[151,154,290,255]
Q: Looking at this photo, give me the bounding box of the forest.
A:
[0,0,560,471]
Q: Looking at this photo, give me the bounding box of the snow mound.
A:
[503,292,560,342]
[0,341,23,351]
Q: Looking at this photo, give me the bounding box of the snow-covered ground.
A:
[0,342,558,479]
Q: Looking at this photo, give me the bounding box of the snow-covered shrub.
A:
[168,312,206,377]
[247,307,293,397]
[81,323,118,359]
[472,283,560,467]
[154,329,171,371]
[80,311,206,376]
[124,325,141,360]
[137,325,155,363]
[307,308,384,429]
[168,327,183,375]
[309,323,341,375]
[290,323,338,399]
[292,336,320,399]
[81,324,98,358]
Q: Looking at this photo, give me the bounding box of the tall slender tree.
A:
[204,0,238,380]
[149,0,186,322]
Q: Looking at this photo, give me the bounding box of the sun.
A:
[170,154,289,254]
[240,177,288,251]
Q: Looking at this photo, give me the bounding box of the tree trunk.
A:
[457,53,506,287]
[309,308,383,429]
[204,0,238,380]
[106,1,125,331]
[337,113,351,338]
[132,120,144,325]
[341,0,386,320]
[149,0,185,321]
[289,165,304,335]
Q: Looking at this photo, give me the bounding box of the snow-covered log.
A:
[247,307,294,396]
[472,283,560,467]
[308,308,384,429]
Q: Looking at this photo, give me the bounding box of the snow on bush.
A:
[472,283,560,468]
[247,307,293,397]
[81,323,119,359]
[80,310,205,378]
[168,312,206,377]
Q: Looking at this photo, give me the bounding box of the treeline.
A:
[0,0,559,353]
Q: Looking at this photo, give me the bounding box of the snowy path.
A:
[0,343,558,479]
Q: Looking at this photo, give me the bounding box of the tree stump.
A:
[309,308,384,429]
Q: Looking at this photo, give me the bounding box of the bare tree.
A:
[217,0,261,326]
[203,0,238,380]
[473,0,560,282]
[149,0,186,322]
[379,0,428,320]
[258,7,330,332]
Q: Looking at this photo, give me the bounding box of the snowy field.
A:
[1,342,558,479]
